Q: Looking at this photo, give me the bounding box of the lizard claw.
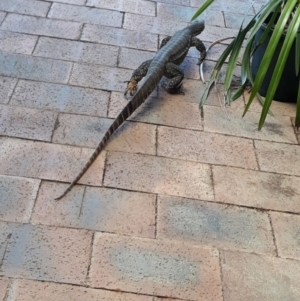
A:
[124,80,138,96]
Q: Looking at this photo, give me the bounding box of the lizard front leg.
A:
[163,62,184,94]
[191,37,206,65]
[124,59,152,96]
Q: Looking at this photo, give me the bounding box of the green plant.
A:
[192,0,300,129]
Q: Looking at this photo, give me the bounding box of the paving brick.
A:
[269,101,298,117]
[124,13,189,36]
[11,80,109,117]
[191,0,255,14]
[0,0,50,17]
[200,25,239,43]
[0,278,9,301]
[0,30,37,55]
[255,140,300,176]
[32,181,156,238]
[0,104,57,141]
[224,11,253,29]
[203,106,298,144]
[0,138,105,185]
[1,14,81,39]
[0,76,17,104]
[87,0,156,16]
[81,24,158,51]
[53,113,156,154]
[0,175,40,223]
[158,126,258,169]
[51,0,86,4]
[158,195,275,255]
[109,92,203,130]
[221,250,300,301]
[157,3,225,27]
[0,51,72,84]
[104,151,213,201]
[214,166,300,213]
[9,279,153,301]
[89,233,222,301]
[34,37,119,66]
[270,212,300,260]
[180,56,201,80]
[70,64,132,91]
[118,48,155,70]
[152,0,190,6]
[253,0,269,14]
[48,3,122,27]
[0,222,92,285]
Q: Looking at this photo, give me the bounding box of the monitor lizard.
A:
[55,20,206,200]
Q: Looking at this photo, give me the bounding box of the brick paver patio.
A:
[0,0,300,300]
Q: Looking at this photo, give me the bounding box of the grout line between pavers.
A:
[3,278,14,301]
[0,233,12,271]
[28,179,42,224]
[116,46,121,67]
[67,62,75,85]
[290,116,300,145]
[121,11,125,28]
[0,12,7,26]
[45,1,53,18]
[51,110,60,138]
[210,164,216,201]
[106,92,113,118]
[268,212,279,257]
[77,23,85,41]
[79,186,87,219]
[101,151,108,187]
[155,125,158,156]
[85,231,95,286]
[221,11,227,28]
[252,139,262,171]
[6,79,19,105]
[30,35,40,56]
[154,194,158,239]
[218,250,226,301]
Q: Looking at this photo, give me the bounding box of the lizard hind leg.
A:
[163,62,184,94]
[124,59,152,97]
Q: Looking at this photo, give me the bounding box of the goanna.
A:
[55,20,206,200]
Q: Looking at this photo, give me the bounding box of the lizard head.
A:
[189,20,205,36]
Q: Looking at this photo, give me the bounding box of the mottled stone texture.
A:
[89,233,222,301]
[157,196,275,255]
[0,222,92,284]
[221,250,300,301]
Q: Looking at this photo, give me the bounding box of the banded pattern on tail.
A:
[55,68,164,200]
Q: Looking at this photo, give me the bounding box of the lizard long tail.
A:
[55,67,164,200]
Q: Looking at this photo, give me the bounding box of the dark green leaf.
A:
[258,0,300,129]
[191,0,215,21]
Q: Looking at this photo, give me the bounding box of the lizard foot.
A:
[124,80,138,97]
[162,82,184,95]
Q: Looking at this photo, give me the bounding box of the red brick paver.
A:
[0,0,299,300]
